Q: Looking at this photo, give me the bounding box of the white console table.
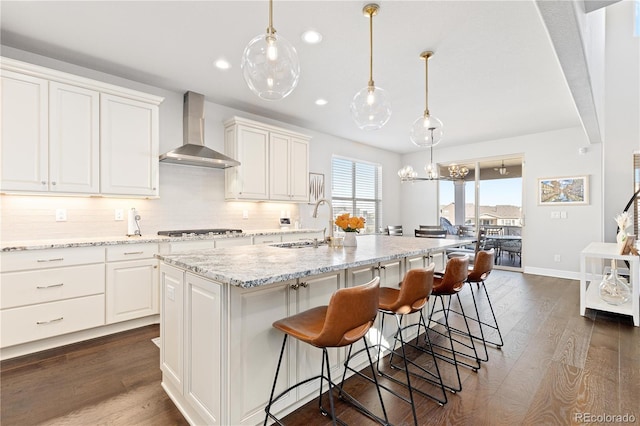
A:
[580,242,639,326]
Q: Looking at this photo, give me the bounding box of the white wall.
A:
[603,0,640,242]
[400,126,600,278]
[0,47,403,241]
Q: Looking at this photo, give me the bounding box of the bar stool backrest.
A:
[436,255,469,293]
[391,264,436,315]
[468,249,494,282]
[316,276,380,348]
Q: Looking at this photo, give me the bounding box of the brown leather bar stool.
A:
[373,265,447,426]
[441,249,495,362]
[465,249,503,350]
[264,277,388,426]
[426,255,480,392]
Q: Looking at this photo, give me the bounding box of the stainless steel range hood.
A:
[159,91,240,168]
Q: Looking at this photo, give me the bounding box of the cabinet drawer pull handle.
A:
[36,317,64,325]
[379,265,386,270]
[36,283,64,289]
[124,251,144,255]
[37,257,64,263]
[299,282,308,288]
[290,283,299,290]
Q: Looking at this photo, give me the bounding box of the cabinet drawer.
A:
[1,263,105,309]
[1,246,104,272]
[106,243,158,262]
[0,294,105,348]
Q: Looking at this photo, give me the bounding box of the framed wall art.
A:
[309,173,325,204]
[538,175,589,205]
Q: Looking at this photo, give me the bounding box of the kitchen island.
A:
[156,234,473,425]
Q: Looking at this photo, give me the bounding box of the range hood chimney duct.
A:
[159,91,240,168]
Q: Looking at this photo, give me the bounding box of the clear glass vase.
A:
[599,259,631,305]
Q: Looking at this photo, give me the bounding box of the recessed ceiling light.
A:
[214,59,231,70]
[301,30,323,44]
[315,98,328,106]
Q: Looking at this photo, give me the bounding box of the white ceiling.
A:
[0,0,585,154]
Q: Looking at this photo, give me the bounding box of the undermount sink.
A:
[270,240,327,249]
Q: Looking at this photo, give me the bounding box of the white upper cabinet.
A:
[49,82,100,193]
[225,122,269,200]
[269,133,309,202]
[100,94,159,196]
[1,70,49,192]
[225,116,310,202]
[0,57,163,197]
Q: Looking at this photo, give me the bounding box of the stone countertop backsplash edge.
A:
[0,229,324,252]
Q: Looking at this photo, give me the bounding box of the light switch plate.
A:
[115,209,124,221]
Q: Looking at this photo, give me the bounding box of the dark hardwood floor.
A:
[1,271,638,426]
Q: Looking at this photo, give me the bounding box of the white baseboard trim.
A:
[0,315,159,361]
[524,266,579,281]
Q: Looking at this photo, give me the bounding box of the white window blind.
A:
[331,156,382,233]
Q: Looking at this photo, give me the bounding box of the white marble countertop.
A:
[0,229,323,252]
[156,234,474,288]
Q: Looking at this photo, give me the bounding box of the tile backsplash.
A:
[0,165,303,241]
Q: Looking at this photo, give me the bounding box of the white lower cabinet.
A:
[0,246,105,348]
[0,294,105,347]
[106,244,159,324]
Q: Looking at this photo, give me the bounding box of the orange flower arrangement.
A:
[335,213,365,233]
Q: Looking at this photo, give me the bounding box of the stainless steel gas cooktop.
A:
[157,229,243,237]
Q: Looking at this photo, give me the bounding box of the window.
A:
[331,156,382,233]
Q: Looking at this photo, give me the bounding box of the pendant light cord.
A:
[368,9,374,87]
[267,0,275,36]
[423,51,432,117]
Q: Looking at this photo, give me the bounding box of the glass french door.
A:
[439,156,523,270]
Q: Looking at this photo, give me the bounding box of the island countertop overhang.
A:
[155,235,474,288]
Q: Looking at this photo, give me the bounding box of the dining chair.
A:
[415,228,447,238]
[387,225,403,236]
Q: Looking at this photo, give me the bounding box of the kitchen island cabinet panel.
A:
[185,273,222,425]
[160,264,184,394]
[228,281,295,425]
[294,271,344,402]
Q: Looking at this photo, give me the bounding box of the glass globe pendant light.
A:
[350,4,391,130]
[424,137,439,179]
[241,0,300,101]
[410,51,443,147]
